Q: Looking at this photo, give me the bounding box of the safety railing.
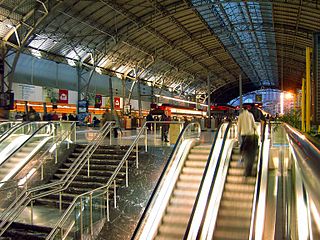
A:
[46,120,185,240]
[0,121,77,209]
[0,121,22,141]
[132,122,200,240]
[285,123,320,239]
[184,121,235,239]
[0,121,112,236]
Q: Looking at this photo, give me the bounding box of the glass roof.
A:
[192,0,278,87]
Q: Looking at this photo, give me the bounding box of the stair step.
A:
[176,181,200,190]
[218,208,252,219]
[189,149,210,154]
[220,200,252,210]
[216,218,251,229]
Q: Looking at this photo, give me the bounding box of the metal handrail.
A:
[0,122,77,203]
[0,122,55,170]
[284,123,320,219]
[0,121,24,143]
[183,121,231,239]
[0,121,113,236]
[249,122,269,240]
[47,120,186,239]
[131,122,200,240]
[185,122,234,239]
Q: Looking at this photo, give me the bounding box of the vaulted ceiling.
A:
[0,0,318,103]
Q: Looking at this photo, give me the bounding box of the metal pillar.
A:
[239,74,243,112]
[302,78,306,132]
[122,77,126,114]
[306,47,312,132]
[137,77,142,118]
[77,65,82,114]
[109,76,114,111]
[207,74,211,129]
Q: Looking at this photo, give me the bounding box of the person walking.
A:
[146,111,154,131]
[161,111,170,142]
[238,106,257,177]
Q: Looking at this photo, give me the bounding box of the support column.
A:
[122,77,126,114]
[207,74,211,129]
[306,47,312,132]
[239,74,243,112]
[109,76,114,111]
[137,77,142,119]
[302,78,306,132]
[77,65,82,114]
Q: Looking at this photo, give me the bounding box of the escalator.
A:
[156,144,211,239]
[0,122,54,184]
[212,144,257,239]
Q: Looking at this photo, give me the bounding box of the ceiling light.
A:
[95,67,102,74]
[67,59,76,67]
[31,49,41,59]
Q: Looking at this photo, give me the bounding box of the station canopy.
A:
[0,0,318,103]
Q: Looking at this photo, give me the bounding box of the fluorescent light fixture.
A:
[67,59,76,67]
[168,88,173,92]
[6,24,13,28]
[147,82,152,87]
[155,94,208,107]
[31,49,41,59]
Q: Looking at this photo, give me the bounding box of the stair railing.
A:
[0,121,113,236]
[0,121,23,143]
[46,120,185,240]
[0,121,77,208]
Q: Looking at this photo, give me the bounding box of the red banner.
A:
[59,89,68,103]
[114,97,120,109]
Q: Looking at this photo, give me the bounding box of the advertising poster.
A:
[59,89,68,103]
[95,95,102,108]
[114,97,120,109]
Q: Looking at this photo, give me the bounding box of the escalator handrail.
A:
[184,121,233,239]
[131,122,201,240]
[183,122,230,238]
[248,122,268,240]
[284,123,320,217]
[0,121,55,170]
[0,121,29,143]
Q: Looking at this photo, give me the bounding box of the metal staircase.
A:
[212,146,257,240]
[36,144,137,209]
[155,144,211,240]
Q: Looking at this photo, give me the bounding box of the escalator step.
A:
[179,174,202,182]
[222,192,254,201]
[228,168,246,176]
[185,160,207,168]
[154,235,180,240]
[226,176,256,184]
[218,208,252,219]
[162,214,190,226]
[189,149,210,154]
[166,205,192,215]
[213,228,248,240]
[169,196,195,206]
[173,189,198,198]
[216,218,251,229]
[220,200,252,210]
[176,181,201,190]
[187,154,208,161]
[158,224,186,238]
[182,167,205,175]
[224,183,255,192]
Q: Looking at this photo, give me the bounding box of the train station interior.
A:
[0,1,320,239]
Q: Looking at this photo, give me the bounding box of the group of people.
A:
[146,111,171,142]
